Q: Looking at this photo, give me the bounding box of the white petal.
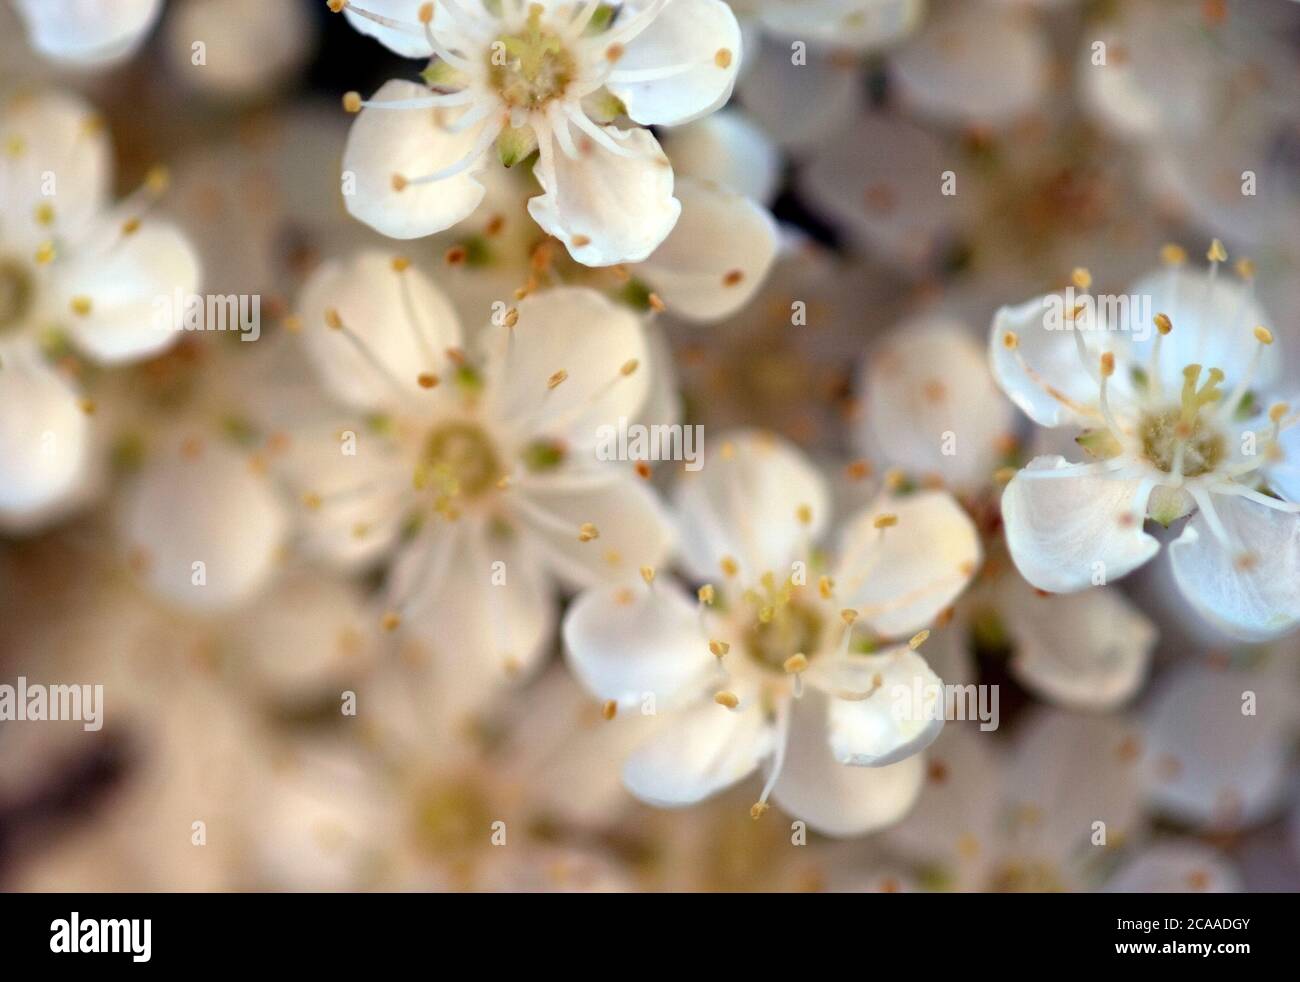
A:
[988,295,1103,429]
[393,518,558,690]
[770,690,925,837]
[623,698,771,806]
[1141,665,1291,830]
[118,436,288,611]
[833,489,981,638]
[608,0,741,126]
[635,178,778,323]
[296,250,463,411]
[528,126,680,266]
[658,110,780,204]
[858,316,1016,490]
[512,469,676,588]
[0,90,111,251]
[1168,493,1300,642]
[163,0,317,101]
[1001,456,1160,593]
[481,286,649,445]
[342,81,493,240]
[757,0,922,51]
[817,645,945,766]
[1000,575,1156,711]
[1268,419,1300,502]
[58,222,201,364]
[890,0,1049,128]
[736,37,861,149]
[13,0,161,65]
[673,428,829,581]
[1117,267,1280,397]
[563,579,714,708]
[0,350,90,525]
[341,0,436,58]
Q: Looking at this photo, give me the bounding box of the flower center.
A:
[1137,365,1227,476]
[410,779,493,859]
[420,421,504,503]
[489,5,576,109]
[741,589,824,674]
[0,256,35,334]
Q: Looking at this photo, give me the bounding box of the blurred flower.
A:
[10,0,163,67]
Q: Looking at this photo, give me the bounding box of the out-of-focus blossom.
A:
[10,0,163,67]
[335,0,741,265]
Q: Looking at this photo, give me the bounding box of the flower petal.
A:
[635,177,778,323]
[563,579,714,708]
[769,689,925,837]
[736,37,861,149]
[528,125,680,266]
[296,250,463,411]
[858,316,1016,490]
[340,0,435,58]
[658,110,780,204]
[481,286,649,445]
[1001,456,1160,593]
[342,81,493,240]
[673,428,829,582]
[608,0,742,126]
[1000,575,1156,711]
[1168,492,1300,641]
[118,435,287,611]
[58,221,201,365]
[1105,843,1241,893]
[989,294,1104,429]
[622,698,771,806]
[816,645,945,766]
[13,0,161,65]
[833,489,981,638]
[757,0,922,51]
[0,349,90,527]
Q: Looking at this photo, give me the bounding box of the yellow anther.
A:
[750,802,769,820]
[709,639,730,658]
[69,296,92,316]
[639,565,655,585]
[417,372,439,389]
[1160,243,1187,266]
[342,91,362,113]
[578,522,599,542]
[620,359,639,376]
[1100,352,1115,378]
[418,2,434,23]
[1153,312,1173,336]
[327,0,347,12]
[1070,267,1092,291]
[758,605,774,624]
[1235,258,1256,281]
[720,556,739,577]
[34,242,55,264]
[714,690,740,709]
[796,503,813,525]
[144,166,170,195]
[391,173,408,192]
[908,630,930,650]
[714,49,733,68]
[841,608,859,625]
[547,369,568,390]
[381,611,401,632]
[1002,331,1019,350]
[391,256,410,272]
[1254,325,1274,346]
[34,202,54,226]
[601,700,617,721]
[873,513,898,529]
[1269,403,1289,424]
[324,307,343,330]
[1207,239,1227,263]
[301,492,323,510]
[698,583,716,605]
[818,575,833,599]
[783,653,809,674]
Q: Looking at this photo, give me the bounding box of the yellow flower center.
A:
[489,5,577,109]
[1137,364,1227,476]
[418,421,504,505]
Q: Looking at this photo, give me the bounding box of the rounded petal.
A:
[1117,267,1280,397]
[296,250,463,411]
[340,0,435,58]
[623,698,771,806]
[757,0,922,51]
[1168,493,1300,642]
[635,178,778,323]
[817,645,945,766]
[13,0,161,65]
[393,518,558,691]
[890,0,1049,128]
[0,351,90,525]
[1141,665,1291,830]
[118,436,288,611]
[513,468,676,588]
[342,81,492,240]
[858,316,1017,490]
[481,286,649,444]
[163,0,317,101]
[770,690,925,837]
[528,126,680,266]
[989,295,1103,429]
[658,110,780,204]
[673,428,829,582]
[58,221,201,364]
[736,37,861,149]
[1000,575,1156,710]
[1001,457,1160,593]
[609,0,741,126]
[563,579,713,708]
[1268,419,1300,502]
[0,90,112,251]
[833,489,981,638]
[1105,843,1241,894]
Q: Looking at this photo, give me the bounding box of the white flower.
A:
[333,0,742,266]
[0,90,201,531]
[282,251,675,693]
[11,0,162,66]
[991,249,1300,641]
[563,429,982,836]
